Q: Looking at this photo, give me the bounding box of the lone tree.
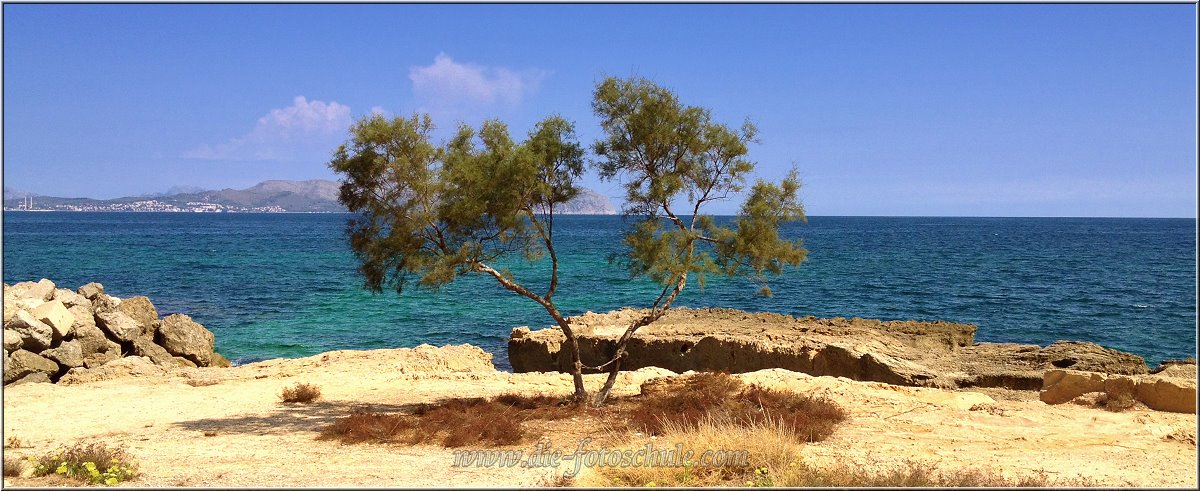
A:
[330,76,807,405]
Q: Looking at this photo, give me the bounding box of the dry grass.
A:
[3,455,24,477]
[279,383,322,403]
[628,372,847,442]
[588,416,1092,487]
[320,393,583,448]
[770,459,1097,487]
[591,416,802,487]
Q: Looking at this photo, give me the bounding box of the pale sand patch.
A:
[3,348,1195,487]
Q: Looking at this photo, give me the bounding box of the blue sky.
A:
[3,4,1196,217]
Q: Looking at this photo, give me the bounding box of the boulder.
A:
[1041,368,1197,414]
[3,291,16,324]
[42,340,85,369]
[59,356,166,385]
[90,294,121,314]
[83,350,120,369]
[76,282,105,300]
[30,300,75,340]
[117,296,159,333]
[71,323,112,357]
[210,352,232,368]
[3,329,23,352]
[130,336,176,366]
[95,311,145,343]
[13,298,46,312]
[8,372,52,385]
[1040,369,1107,404]
[157,314,215,366]
[172,356,198,368]
[9,310,54,352]
[52,288,91,309]
[1135,377,1197,414]
[4,349,60,384]
[67,304,98,333]
[8,279,56,302]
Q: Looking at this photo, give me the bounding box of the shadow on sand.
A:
[171,400,420,436]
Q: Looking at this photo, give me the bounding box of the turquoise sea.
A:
[2,212,1195,369]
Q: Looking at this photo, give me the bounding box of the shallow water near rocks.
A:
[2,212,1194,369]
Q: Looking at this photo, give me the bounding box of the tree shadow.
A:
[172,400,421,436]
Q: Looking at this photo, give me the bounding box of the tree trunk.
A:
[592,348,625,405]
[559,324,588,402]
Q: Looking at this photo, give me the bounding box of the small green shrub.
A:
[279,383,322,403]
[30,443,137,486]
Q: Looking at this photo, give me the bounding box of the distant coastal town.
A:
[4,196,286,213]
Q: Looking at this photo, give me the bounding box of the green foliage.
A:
[593,76,807,297]
[331,77,807,403]
[330,113,584,295]
[31,443,137,486]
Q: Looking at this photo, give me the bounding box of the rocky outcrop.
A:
[508,307,1150,392]
[1041,368,1196,414]
[3,279,229,385]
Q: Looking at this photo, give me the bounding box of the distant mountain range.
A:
[3,180,616,214]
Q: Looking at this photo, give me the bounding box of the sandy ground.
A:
[2,345,1196,487]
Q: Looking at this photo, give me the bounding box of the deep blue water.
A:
[2,212,1195,369]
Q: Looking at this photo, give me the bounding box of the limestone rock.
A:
[117,296,159,333]
[3,291,16,324]
[1041,368,1197,414]
[1135,376,1197,414]
[43,340,85,369]
[130,336,176,366]
[8,279,56,302]
[3,329,23,352]
[52,288,91,309]
[1040,369,1106,404]
[157,314,215,366]
[30,300,75,340]
[9,310,54,352]
[172,356,198,368]
[90,294,121,314]
[4,349,59,384]
[13,298,46,312]
[83,350,121,369]
[210,352,232,368]
[77,282,105,300]
[9,372,52,385]
[72,323,112,357]
[1041,341,1148,375]
[1152,360,1197,380]
[95,311,145,343]
[67,304,98,334]
[59,356,166,385]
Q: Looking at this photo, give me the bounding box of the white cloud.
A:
[184,96,351,161]
[409,53,547,111]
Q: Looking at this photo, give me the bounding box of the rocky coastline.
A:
[509,307,1196,413]
[3,279,229,386]
[4,279,1194,414]
[2,280,1196,486]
